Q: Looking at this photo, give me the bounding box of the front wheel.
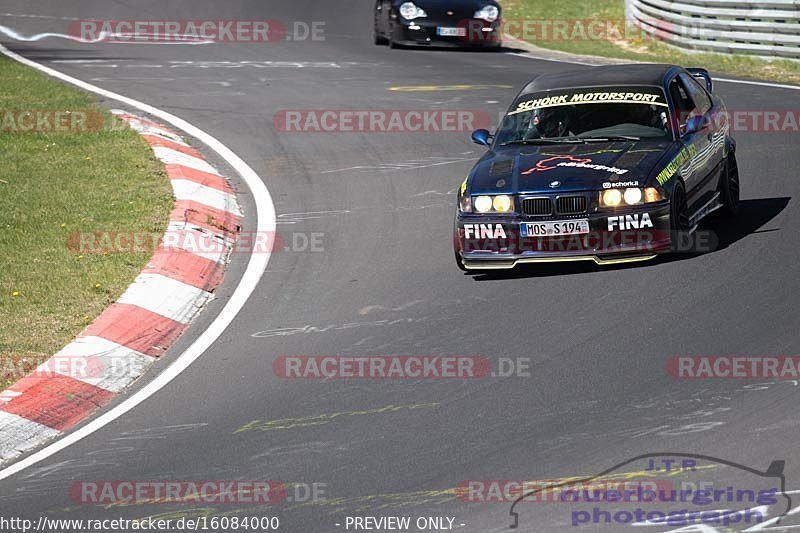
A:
[373,22,388,45]
[387,23,399,49]
[718,152,740,217]
[454,249,468,271]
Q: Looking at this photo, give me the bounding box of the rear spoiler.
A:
[686,67,713,93]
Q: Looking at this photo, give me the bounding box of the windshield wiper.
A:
[500,137,586,146]
[579,135,641,142]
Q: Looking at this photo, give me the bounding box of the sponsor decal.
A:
[464,223,507,240]
[602,180,639,189]
[460,177,468,195]
[607,213,654,231]
[656,144,698,186]
[509,89,668,115]
[522,155,628,176]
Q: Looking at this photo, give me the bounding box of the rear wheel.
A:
[718,152,740,217]
[670,182,690,252]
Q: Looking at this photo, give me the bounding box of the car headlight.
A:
[600,189,623,207]
[493,195,513,212]
[399,2,427,20]
[623,187,642,205]
[600,187,663,207]
[474,195,493,213]
[474,5,500,22]
[473,195,513,213]
[644,187,662,203]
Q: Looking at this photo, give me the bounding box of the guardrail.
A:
[626,0,800,60]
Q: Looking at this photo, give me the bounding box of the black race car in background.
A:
[454,64,740,270]
[374,0,502,48]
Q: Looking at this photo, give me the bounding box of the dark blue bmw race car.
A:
[454,64,740,270]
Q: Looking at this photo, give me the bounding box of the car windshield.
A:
[495,85,672,145]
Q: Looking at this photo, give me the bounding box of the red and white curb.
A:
[0,111,241,464]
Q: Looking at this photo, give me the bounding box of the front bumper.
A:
[390,18,502,47]
[455,204,671,270]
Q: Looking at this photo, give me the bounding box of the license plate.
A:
[520,219,590,237]
[437,27,466,37]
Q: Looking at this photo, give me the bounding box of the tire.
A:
[718,152,740,217]
[670,181,691,253]
[454,249,468,271]
[373,23,388,45]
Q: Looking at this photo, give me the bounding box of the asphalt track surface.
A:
[1,1,800,532]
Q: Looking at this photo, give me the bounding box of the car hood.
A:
[468,141,675,195]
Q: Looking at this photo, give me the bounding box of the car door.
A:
[679,72,724,204]
[667,74,710,216]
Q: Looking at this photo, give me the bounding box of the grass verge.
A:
[0,55,173,389]
[503,0,800,85]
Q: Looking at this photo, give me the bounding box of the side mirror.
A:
[687,67,713,93]
[471,129,492,146]
[685,114,706,135]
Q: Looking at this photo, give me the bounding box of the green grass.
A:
[0,56,173,389]
[503,0,800,85]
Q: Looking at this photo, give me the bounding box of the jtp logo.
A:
[607,213,653,231]
[464,224,507,239]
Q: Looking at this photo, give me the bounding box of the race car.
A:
[454,63,740,270]
[373,0,502,49]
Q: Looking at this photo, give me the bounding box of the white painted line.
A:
[152,146,221,175]
[0,25,212,45]
[171,179,243,217]
[715,77,800,91]
[116,273,212,324]
[506,51,597,67]
[141,131,191,147]
[506,50,800,91]
[0,43,275,480]
[113,111,187,144]
[0,411,60,463]
[41,337,153,393]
